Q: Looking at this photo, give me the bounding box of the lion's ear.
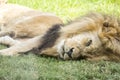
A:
[85,39,92,46]
[103,22,109,27]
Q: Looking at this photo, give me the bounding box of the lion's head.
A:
[57,32,105,60]
[57,13,120,61]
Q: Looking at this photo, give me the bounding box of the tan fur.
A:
[0,4,63,38]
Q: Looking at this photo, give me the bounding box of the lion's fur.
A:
[0,4,63,38]
[0,4,62,55]
[0,5,120,62]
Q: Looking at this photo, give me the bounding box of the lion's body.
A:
[0,5,120,62]
[0,4,63,38]
[0,4,62,55]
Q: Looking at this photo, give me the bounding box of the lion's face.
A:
[57,32,103,60]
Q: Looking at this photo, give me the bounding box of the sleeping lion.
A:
[0,10,120,61]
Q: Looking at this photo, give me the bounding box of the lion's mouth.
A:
[60,51,88,60]
[61,52,73,60]
[59,53,88,60]
[60,46,75,60]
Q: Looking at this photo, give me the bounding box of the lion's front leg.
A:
[0,48,18,56]
[0,36,20,46]
[0,42,33,56]
[0,36,41,56]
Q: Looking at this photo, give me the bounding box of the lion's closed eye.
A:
[85,40,92,46]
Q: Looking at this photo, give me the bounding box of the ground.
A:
[0,0,120,80]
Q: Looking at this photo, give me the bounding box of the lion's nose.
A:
[66,48,74,58]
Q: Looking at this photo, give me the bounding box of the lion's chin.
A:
[58,54,71,60]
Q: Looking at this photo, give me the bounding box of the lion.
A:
[0,12,120,62]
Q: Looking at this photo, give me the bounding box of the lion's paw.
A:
[0,50,18,56]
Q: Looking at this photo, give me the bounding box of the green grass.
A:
[0,0,120,80]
